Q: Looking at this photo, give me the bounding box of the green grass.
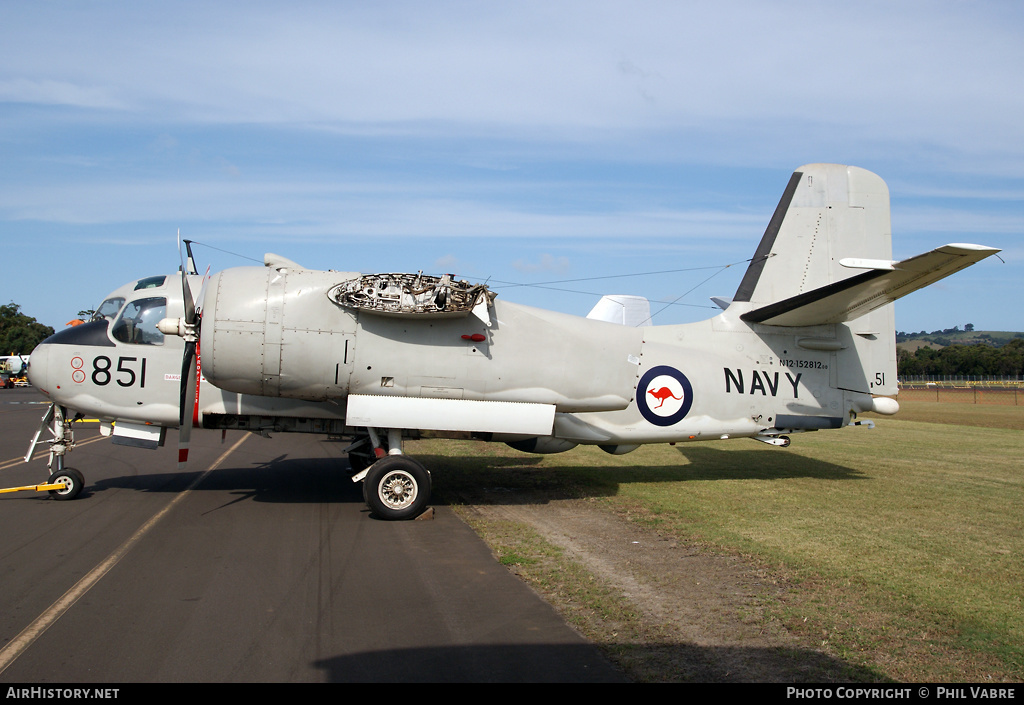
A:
[414,401,1024,682]
[868,398,1024,430]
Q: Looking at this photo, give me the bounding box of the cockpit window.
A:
[92,297,125,322]
[111,297,167,346]
[134,276,166,290]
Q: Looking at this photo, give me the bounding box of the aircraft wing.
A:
[740,243,1000,327]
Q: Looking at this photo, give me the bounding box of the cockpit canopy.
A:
[91,296,125,322]
[91,275,169,322]
[110,296,167,346]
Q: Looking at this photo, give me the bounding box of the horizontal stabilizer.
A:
[741,243,1000,327]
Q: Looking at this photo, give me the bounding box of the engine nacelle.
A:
[200,266,360,400]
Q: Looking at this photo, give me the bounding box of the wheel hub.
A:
[380,471,416,509]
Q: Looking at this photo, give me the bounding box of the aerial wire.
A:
[186,239,752,317]
[463,257,752,315]
[185,240,263,265]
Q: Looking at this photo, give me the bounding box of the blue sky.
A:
[2,1,1022,336]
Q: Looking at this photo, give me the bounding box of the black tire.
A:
[48,468,85,501]
[362,455,431,520]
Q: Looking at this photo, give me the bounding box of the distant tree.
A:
[897,339,1024,377]
[965,323,975,332]
[0,303,55,355]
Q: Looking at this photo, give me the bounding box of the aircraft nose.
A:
[27,343,51,395]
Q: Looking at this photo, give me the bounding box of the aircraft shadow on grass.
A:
[418,444,867,506]
[311,642,883,683]
[71,441,865,508]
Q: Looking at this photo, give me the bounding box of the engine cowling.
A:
[200,266,359,400]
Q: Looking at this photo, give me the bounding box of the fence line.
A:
[898,375,1024,388]
[897,387,1021,406]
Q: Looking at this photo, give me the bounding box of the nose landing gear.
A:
[24,403,87,500]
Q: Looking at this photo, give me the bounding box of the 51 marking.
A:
[72,355,148,388]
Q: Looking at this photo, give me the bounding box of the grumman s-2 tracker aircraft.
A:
[22,164,999,520]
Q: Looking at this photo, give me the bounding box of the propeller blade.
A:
[195,265,211,317]
[176,235,204,470]
[182,238,198,277]
[181,268,196,325]
[178,340,198,469]
[178,232,197,325]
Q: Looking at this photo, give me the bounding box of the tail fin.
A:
[732,164,998,399]
[734,164,999,327]
[734,164,893,307]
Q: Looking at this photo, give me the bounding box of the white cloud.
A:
[0,78,128,110]
[3,2,1023,162]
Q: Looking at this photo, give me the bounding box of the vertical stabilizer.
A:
[730,165,997,402]
[734,164,892,306]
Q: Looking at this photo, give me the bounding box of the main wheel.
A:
[48,468,85,501]
[362,455,431,520]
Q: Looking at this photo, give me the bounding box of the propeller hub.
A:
[157,317,198,342]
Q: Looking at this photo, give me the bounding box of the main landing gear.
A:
[347,428,432,521]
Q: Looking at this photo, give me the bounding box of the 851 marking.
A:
[81,356,147,388]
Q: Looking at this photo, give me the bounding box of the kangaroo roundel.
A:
[637,365,693,426]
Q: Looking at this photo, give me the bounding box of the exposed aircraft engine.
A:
[328,273,494,318]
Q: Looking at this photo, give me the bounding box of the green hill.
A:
[896,333,1024,377]
[896,330,1023,351]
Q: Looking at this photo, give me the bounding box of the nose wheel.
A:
[47,468,85,501]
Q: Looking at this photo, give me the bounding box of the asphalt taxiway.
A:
[0,388,624,683]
